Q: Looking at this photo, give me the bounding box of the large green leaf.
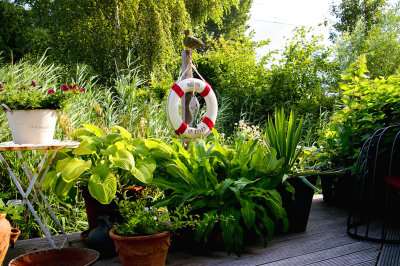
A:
[54,177,75,198]
[56,157,91,182]
[83,124,104,137]
[73,138,98,155]
[109,150,135,171]
[195,210,218,243]
[240,198,256,229]
[112,126,132,139]
[131,157,156,184]
[41,170,58,190]
[220,207,243,255]
[88,163,116,204]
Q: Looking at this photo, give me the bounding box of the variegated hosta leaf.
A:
[109,150,135,171]
[132,157,157,184]
[88,164,116,204]
[56,157,91,182]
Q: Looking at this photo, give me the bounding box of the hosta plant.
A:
[150,129,288,255]
[42,124,162,204]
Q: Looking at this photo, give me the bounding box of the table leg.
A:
[0,151,71,248]
[16,150,71,245]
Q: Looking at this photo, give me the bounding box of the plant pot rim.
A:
[6,109,57,112]
[109,228,169,241]
[11,227,21,234]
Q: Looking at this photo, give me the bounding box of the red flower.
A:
[79,88,85,93]
[72,84,77,90]
[61,85,68,91]
[47,89,55,94]
[31,81,36,87]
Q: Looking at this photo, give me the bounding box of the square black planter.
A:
[281,176,317,233]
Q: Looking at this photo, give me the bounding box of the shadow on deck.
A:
[4,195,381,266]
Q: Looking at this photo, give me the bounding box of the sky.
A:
[247,0,334,55]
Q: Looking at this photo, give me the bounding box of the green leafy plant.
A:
[150,129,288,255]
[264,108,304,175]
[0,196,23,223]
[0,81,82,110]
[115,196,197,237]
[43,124,159,204]
[319,54,400,172]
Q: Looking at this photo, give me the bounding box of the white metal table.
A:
[0,140,80,248]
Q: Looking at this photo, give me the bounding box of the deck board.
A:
[4,195,383,265]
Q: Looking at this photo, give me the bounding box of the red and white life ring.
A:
[166,78,218,138]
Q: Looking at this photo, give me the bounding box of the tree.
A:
[203,0,253,41]
[268,27,340,115]
[0,1,47,62]
[330,0,387,38]
[16,0,240,79]
[334,4,400,78]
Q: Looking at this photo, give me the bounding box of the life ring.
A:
[166,78,218,138]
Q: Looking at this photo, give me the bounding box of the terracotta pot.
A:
[8,248,99,266]
[81,186,117,230]
[0,213,11,265]
[9,227,21,247]
[109,228,170,266]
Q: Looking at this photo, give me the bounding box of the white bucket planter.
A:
[5,109,57,145]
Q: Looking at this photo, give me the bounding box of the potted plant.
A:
[148,128,289,256]
[109,192,197,266]
[0,81,82,144]
[0,197,23,264]
[263,108,320,232]
[42,124,161,230]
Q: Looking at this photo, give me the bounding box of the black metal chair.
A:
[347,125,400,244]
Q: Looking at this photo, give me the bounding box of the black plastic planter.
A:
[281,176,317,233]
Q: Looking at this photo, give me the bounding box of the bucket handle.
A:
[1,104,12,112]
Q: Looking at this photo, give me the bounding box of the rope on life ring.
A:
[166,78,218,138]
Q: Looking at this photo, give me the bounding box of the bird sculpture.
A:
[189,95,200,127]
[183,30,205,50]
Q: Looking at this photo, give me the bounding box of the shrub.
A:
[319,54,400,171]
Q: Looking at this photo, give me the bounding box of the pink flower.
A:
[61,85,68,91]
[79,88,85,93]
[72,84,77,90]
[31,81,36,87]
[47,89,55,94]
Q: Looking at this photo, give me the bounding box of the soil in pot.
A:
[109,229,170,266]
[0,213,11,265]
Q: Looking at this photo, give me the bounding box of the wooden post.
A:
[181,50,193,123]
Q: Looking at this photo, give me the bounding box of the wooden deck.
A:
[4,195,383,265]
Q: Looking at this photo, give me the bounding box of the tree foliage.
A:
[268,27,340,116]
[334,4,400,78]
[0,1,47,62]
[330,0,387,38]
[204,0,253,41]
[320,54,400,170]
[14,0,239,78]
